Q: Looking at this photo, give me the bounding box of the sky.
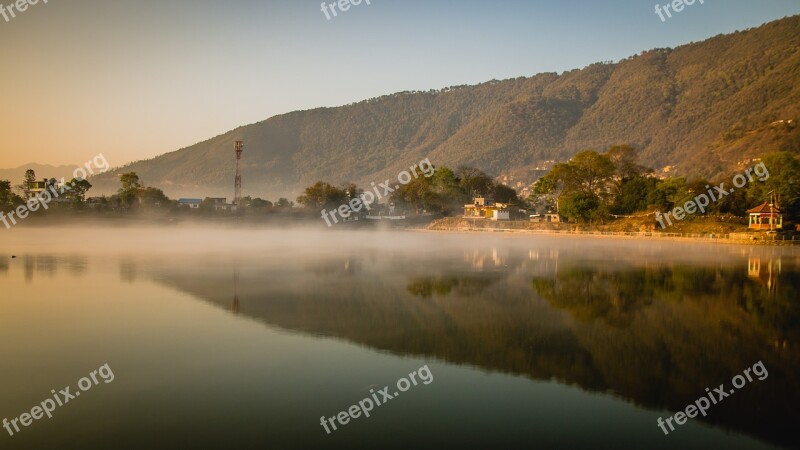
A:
[0,0,799,169]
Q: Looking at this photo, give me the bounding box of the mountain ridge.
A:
[89,15,800,200]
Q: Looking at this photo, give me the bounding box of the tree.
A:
[250,198,272,208]
[22,169,36,200]
[606,145,651,179]
[747,152,800,220]
[276,198,293,208]
[139,187,169,207]
[0,180,23,211]
[65,178,92,203]
[457,166,493,197]
[568,150,616,196]
[561,192,604,223]
[391,177,433,214]
[493,184,519,204]
[118,172,143,206]
[533,163,572,213]
[296,182,347,209]
[533,150,615,221]
[200,197,217,213]
[606,145,658,214]
[612,175,658,214]
[647,177,688,212]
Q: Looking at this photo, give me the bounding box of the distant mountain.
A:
[0,164,77,186]
[91,15,800,200]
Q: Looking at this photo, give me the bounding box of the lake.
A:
[0,227,797,449]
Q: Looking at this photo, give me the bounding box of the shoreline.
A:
[416,226,800,246]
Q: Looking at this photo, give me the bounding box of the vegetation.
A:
[296,165,520,216]
[21,169,36,200]
[530,147,800,226]
[0,180,23,211]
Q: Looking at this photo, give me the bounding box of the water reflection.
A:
[0,254,88,280]
[136,246,798,449]
[748,256,781,294]
[233,266,240,314]
[3,242,798,448]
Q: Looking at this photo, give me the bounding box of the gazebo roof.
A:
[746,202,781,214]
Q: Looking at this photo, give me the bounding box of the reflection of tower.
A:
[232,267,240,314]
[234,140,244,205]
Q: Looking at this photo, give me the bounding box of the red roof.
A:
[746,202,781,214]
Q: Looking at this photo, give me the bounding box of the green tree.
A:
[747,152,800,219]
[296,182,347,209]
[561,192,604,223]
[0,180,23,211]
[647,177,688,212]
[65,178,92,203]
[612,176,659,214]
[533,165,570,213]
[568,150,616,196]
[276,198,293,208]
[606,144,651,179]
[457,166,493,197]
[22,169,36,200]
[493,184,519,204]
[118,172,143,207]
[391,177,433,214]
[139,187,169,207]
[250,198,272,208]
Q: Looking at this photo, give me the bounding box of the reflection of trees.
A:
[22,255,58,281]
[119,259,137,283]
[533,266,655,327]
[0,254,88,279]
[533,263,800,344]
[530,263,800,447]
[407,276,459,298]
[149,256,800,449]
[65,255,88,276]
[406,274,502,298]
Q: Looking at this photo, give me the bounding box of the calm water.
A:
[1,227,798,449]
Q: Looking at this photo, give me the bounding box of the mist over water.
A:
[1,226,798,449]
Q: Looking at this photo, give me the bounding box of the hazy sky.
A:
[0,0,798,169]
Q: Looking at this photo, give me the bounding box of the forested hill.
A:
[91,15,800,200]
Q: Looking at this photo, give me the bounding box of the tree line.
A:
[1,170,294,214]
[296,166,519,215]
[530,146,800,224]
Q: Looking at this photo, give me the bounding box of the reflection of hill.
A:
[146,254,799,448]
[532,263,799,447]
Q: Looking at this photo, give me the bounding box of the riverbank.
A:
[425,217,800,246]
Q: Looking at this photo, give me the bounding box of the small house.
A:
[177,198,202,209]
[530,213,563,224]
[747,202,782,230]
[492,210,510,221]
[464,197,509,220]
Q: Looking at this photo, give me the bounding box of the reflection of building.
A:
[748,256,781,293]
[464,248,507,269]
[464,197,509,220]
[747,202,782,230]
